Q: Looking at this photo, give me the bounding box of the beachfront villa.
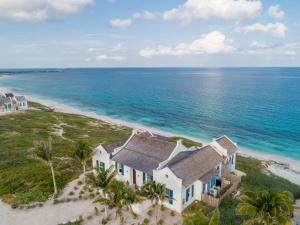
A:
[92,130,240,213]
[0,92,28,112]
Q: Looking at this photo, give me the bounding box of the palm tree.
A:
[183,209,220,225]
[98,180,138,221]
[236,190,294,225]
[87,166,116,218]
[142,181,166,224]
[73,140,93,183]
[35,136,58,195]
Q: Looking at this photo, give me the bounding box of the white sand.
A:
[1,86,300,186]
[0,175,182,225]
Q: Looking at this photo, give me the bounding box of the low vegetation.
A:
[169,136,202,148]
[237,155,300,198]
[0,103,131,206]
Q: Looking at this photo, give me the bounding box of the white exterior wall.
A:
[153,167,183,213]
[92,146,112,170]
[18,101,28,109]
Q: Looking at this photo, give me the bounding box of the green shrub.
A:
[101,218,108,225]
[143,218,149,225]
[68,191,74,196]
[170,210,175,216]
[147,209,152,216]
[158,219,164,225]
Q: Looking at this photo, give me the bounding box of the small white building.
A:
[92,130,238,213]
[0,93,28,112]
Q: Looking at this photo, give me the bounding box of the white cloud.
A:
[283,51,296,56]
[96,54,108,61]
[0,0,93,22]
[132,10,158,20]
[249,41,270,49]
[108,18,132,27]
[163,0,262,23]
[110,43,124,52]
[268,5,285,20]
[110,56,126,61]
[234,22,288,37]
[139,31,234,58]
[96,54,126,61]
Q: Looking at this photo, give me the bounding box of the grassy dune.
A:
[0,102,131,206]
[1,102,299,212]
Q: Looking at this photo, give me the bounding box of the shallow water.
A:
[0,67,299,160]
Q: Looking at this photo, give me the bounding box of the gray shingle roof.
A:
[0,97,12,106]
[165,145,223,187]
[215,136,238,155]
[111,132,176,174]
[5,93,14,98]
[102,139,127,154]
[16,96,26,102]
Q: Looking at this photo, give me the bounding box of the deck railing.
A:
[201,173,241,207]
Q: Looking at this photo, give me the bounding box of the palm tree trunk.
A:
[156,203,159,225]
[50,161,58,195]
[83,162,86,184]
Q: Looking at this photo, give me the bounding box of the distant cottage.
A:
[0,92,28,112]
[93,130,240,213]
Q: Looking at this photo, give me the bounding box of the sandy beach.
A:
[1,87,300,186]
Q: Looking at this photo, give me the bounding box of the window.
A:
[185,188,190,202]
[166,188,173,205]
[148,174,153,182]
[191,185,194,197]
[202,184,206,193]
[231,154,234,164]
[115,162,124,175]
[100,162,105,169]
[143,173,154,183]
[96,160,99,168]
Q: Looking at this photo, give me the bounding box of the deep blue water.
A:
[0,68,300,160]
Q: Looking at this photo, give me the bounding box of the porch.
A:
[201,172,242,207]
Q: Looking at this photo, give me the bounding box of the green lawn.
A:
[0,102,131,206]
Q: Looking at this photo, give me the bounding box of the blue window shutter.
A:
[121,164,124,175]
[150,175,153,182]
[169,189,173,204]
[186,188,190,202]
[191,185,194,197]
[143,172,146,183]
[202,184,206,193]
[96,160,99,168]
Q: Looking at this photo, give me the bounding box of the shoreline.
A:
[1,86,300,186]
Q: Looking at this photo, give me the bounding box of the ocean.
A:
[0,68,299,161]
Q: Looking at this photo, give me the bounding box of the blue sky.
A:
[0,0,299,68]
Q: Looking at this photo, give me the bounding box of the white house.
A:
[0,92,28,112]
[92,130,238,213]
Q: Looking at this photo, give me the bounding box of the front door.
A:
[132,169,136,185]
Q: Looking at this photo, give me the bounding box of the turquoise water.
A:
[0,68,299,160]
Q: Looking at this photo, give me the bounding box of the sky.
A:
[0,0,300,68]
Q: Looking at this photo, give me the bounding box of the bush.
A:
[170,211,175,216]
[68,191,74,196]
[77,181,83,186]
[158,219,164,225]
[11,203,18,209]
[101,218,108,225]
[147,209,152,216]
[89,193,95,199]
[143,218,149,225]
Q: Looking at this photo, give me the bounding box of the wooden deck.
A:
[201,173,241,207]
